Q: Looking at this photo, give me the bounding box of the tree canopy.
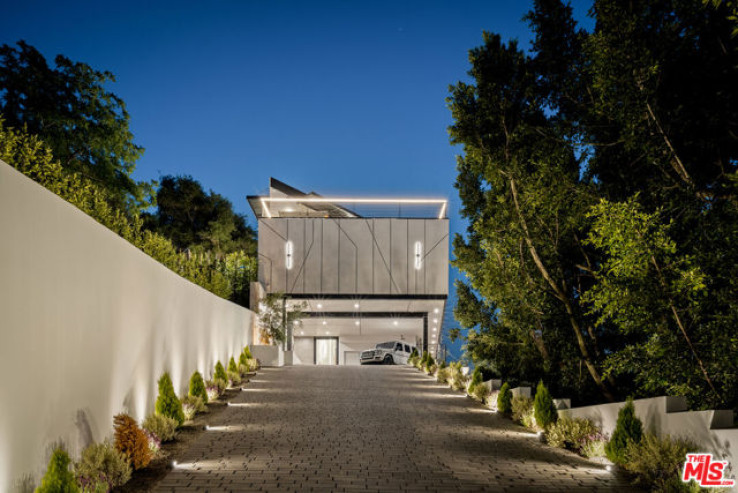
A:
[450,0,738,410]
[0,40,152,213]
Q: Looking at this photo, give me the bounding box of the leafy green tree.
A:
[605,398,643,465]
[533,380,558,429]
[256,292,305,345]
[155,372,184,426]
[0,41,152,213]
[36,446,79,493]
[189,371,208,404]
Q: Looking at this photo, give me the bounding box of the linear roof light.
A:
[259,196,448,219]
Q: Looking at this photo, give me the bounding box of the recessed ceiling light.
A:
[433,327,437,332]
[433,318,438,324]
[355,320,360,326]
[393,320,398,326]
[322,321,327,325]
[434,308,439,314]
[293,320,299,325]
[300,331,304,335]
[354,303,360,309]
[326,331,330,335]
[317,303,323,309]
[284,207,294,213]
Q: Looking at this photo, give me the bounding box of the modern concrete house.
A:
[248,178,449,365]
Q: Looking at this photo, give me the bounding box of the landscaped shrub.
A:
[205,379,224,401]
[472,382,490,403]
[113,414,152,470]
[408,348,419,367]
[425,354,436,374]
[155,372,184,426]
[605,398,643,465]
[189,370,208,404]
[181,395,206,421]
[228,356,238,374]
[533,381,558,429]
[436,365,450,384]
[142,413,177,442]
[449,362,467,391]
[546,417,600,451]
[497,383,512,415]
[624,433,699,491]
[36,446,79,493]
[419,351,429,370]
[247,358,260,372]
[239,347,253,373]
[511,395,534,426]
[214,361,228,382]
[581,438,608,458]
[75,440,131,491]
[227,370,241,386]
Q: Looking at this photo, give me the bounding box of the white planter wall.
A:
[0,162,255,489]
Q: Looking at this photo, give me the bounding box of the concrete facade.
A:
[0,162,255,489]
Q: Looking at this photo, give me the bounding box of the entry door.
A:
[315,337,338,365]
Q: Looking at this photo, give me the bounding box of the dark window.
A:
[404,344,410,353]
[395,343,403,351]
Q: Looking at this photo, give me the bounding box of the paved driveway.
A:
[154,366,634,492]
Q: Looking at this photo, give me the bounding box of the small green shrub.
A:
[155,372,184,426]
[205,380,220,402]
[247,358,260,371]
[189,371,208,404]
[497,383,512,415]
[605,398,643,465]
[418,351,429,370]
[624,433,700,492]
[143,429,161,458]
[36,446,79,493]
[227,370,241,386]
[472,383,490,403]
[75,440,131,491]
[533,381,558,429]
[511,395,534,425]
[238,363,249,376]
[581,438,607,458]
[546,417,600,451]
[228,356,238,374]
[425,354,436,374]
[113,414,152,470]
[214,361,228,382]
[181,395,207,421]
[436,366,450,384]
[142,413,177,442]
[242,346,253,360]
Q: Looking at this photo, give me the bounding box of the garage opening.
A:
[314,337,338,365]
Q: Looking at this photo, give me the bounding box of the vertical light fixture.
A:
[285,241,293,270]
[414,241,423,270]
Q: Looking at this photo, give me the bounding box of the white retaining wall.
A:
[559,396,738,484]
[0,162,255,490]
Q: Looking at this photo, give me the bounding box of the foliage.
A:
[424,354,436,374]
[155,372,184,426]
[143,429,161,458]
[497,383,512,415]
[546,417,601,452]
[36,446,79,493]
[214,361,228,383]
[205,380,221,402]
[449,362,467,391]
[0,120,241,302]
[449,0,738,411]
[75,440,131,491]
[436,366,451,384]
[239,347,253,371]
[605,398,643,465]
[0,41,150,213]
[256,292,305,344]
[189,371,208,404]
[113,414,151,470]
[142,413,177,442]
[228,357,238,374]
[511,396,534,426]
[471,382,490,403]
[624,433,700,492]
[533,381,558,429]
[581,438,607,459]
[227,370,241,387]
[181,395,206,421]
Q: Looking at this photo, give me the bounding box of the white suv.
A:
[360,341,416,365]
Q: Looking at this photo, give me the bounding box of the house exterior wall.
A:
[258,217,449,296]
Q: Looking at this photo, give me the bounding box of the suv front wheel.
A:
[383,355,394,365]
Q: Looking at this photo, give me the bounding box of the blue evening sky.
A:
[1,0,593,359]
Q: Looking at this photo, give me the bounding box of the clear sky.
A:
[1,0,593,359]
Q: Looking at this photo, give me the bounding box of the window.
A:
[404,344,410,353]
[395,343,403,351]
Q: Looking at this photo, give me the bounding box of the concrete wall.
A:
[559,396,738,481]
[258,217,449,295]
[0,162,255,489]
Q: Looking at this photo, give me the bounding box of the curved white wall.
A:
[0,161,255,489]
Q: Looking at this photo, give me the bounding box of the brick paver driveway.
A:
[155,366,634,492]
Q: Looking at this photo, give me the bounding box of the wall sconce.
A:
[414,241,423,270]
[285,241,293,270]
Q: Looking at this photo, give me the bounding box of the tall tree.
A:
[0,41,151,212]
